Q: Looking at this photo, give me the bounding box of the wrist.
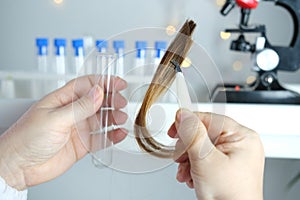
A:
[0,132,26,191]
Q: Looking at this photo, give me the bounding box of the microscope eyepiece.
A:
[220,0,236,16]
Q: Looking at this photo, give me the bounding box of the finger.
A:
[176,164,184,183]
[215,130,256,155]
[186,179,194,189]
[175,109,200,147]
[167,122,178,138]
[216,131,246,145]
[41,75,127,108]
[108,128,128,144]
[176,162,192,183]
[195,112,243,142]
[99,110,128,127]
[90,128,128,152]
[85,110,128,133]
[173,109,203,160]
[175,152,189,163]
[102,92,128,109]
[175,109,225,162]
[52,85,104,127]
[174,139,189,161]
[108,76,128,92]
[113,92,128,109]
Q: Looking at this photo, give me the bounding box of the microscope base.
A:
[212,87,300,104]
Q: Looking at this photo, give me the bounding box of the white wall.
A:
[1,0,300,100]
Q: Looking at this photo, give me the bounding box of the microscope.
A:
[212,0,300,104]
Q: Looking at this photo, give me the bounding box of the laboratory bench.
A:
[1,99,300,160]
[1,99,300,200]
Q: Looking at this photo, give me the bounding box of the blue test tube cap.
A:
[155,41,167,58]
[36,38,48,47]
[96,40,108,51]
[72,39,84,56]
[155,41,167,50]
[136,41,147,58]
[113,40,125,50]
[54,38,66,56]
[72,39,84,48]
[54,38,67,47]
[135,41,147,50]
[36,38,48,56]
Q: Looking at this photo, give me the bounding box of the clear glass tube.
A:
[135,49,146,76]
[31,55,48,99]
[74,54,84,74]
[113,40,125,78]
[36,38,48,73]
[33,39,49,99]
[55,54,66,88]
[54,39,67,88]
[134,41,147,76]
[91,53,116,168]
[115,48,124,77]
[37,54,48,73]
[72,39,85,74]
[55,54,66,74]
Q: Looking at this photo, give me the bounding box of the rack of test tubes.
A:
[0,37,172,101]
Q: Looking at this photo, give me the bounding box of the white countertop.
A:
[196,103,300,159]
[0,99,299,159]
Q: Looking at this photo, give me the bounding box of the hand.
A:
[168,109,265,200]
[0,75,128,190]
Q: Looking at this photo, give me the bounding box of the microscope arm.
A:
[263,0,300,72]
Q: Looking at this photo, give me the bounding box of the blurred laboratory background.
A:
[0,0,300,199]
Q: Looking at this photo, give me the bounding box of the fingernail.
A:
[115,77,128,90]
[176,165,183,181]
[121,96,128,106]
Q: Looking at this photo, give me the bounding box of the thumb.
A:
[55,85,104,126]
[175,109,216,161]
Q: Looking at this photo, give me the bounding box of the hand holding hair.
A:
[168,109,265,200]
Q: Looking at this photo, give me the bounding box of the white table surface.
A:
[1,99,299,159]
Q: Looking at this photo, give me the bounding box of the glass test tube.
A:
[96,40,108,53]
[36,38,49,73]
[154,41,167,66]
[83,36,94,75]
[91,53,116,168]
[54,38,67,88]
[72,39,84,74]
[135,41,147,76]
[113,40,125,77]
[32,38,48,99]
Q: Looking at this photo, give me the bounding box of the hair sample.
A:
[134,20,196,158]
